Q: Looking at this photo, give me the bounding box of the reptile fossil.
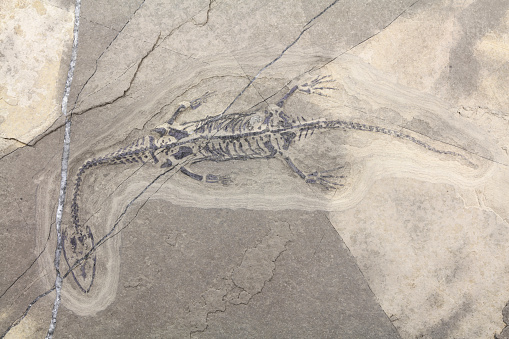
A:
[62,75,471,293]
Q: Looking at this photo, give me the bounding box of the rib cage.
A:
[64,104,472,294]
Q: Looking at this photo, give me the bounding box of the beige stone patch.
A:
[0,0,73,156]
[352,1,461,93]
[473,11,509,109]
[330,177,509,338]
[321,55,509,339]
[477,32,509,61]
[3,312,39,339]
[475,10,509,62]
[32,0,47,16]
[13,24,24,36]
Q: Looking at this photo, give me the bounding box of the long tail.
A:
[295,119,471,164]
[62,135,154,292]
[62,160,99,293]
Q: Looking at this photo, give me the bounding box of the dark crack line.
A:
[216,0,340,120]
[0,114,67,161]
[322,213,402,339]
[193,0,214,27]
[61,152,201,282]
[229,56,272,108]
[0,217,53,300]
[112,74,246,151]
[0,0,476,170]
[241,0,497,167]
[0,1,479,336]
[62,161,190,278]
[75,61,138,107]
[190,222,292,338]
[74,30,208,109]
[81,14,204,58]
[181,0,422,125]
[73,32,162,115]
[313,0,421,72]
[0,116,72,161]
[69,27,203,113]
[76,162,149,233]
[29,119,65,146]
[304,0,339,28]
[74,3,218,116]
[102,156,200,241]
[0,137,31,147]
[69,0,147,114]
[81,16,120,32]
[0,148,20,162]
[229,55,272,108]
[1,162,182,338]
[0,287,55,339]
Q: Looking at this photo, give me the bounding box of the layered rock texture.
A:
[1,1,508,338]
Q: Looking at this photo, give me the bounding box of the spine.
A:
[70,135,156,233]
[294,119,470,164]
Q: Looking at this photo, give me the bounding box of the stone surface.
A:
[1,1,509,338]
[331,178,509,338]
[54,207,400,338]
[0,0,74,157]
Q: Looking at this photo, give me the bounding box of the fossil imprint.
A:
[63,76,471,293]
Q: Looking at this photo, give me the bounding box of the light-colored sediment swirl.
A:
[35,56,503,324]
